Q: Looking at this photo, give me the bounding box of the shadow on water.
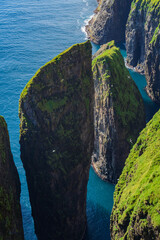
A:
[21,204,37,240]
[86,167,115,240]
[84,201,111,240]
[128,71,160,122]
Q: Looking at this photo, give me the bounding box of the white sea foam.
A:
[81,14,94,39]
[124,57,137,72]
[82,0,89,7]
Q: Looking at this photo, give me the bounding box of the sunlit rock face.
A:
[85,0,132,44]
[92,41,145,184]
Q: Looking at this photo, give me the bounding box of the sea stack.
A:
[111,109,160,239]
[0,116,24,240]
[92,41,145,184]
[19,41,94,240]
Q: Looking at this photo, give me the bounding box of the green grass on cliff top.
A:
[92,42,144,142]
[130,0,160,21]
[131,0,160,44]
[132,0,160,10]
[112,109,160,237]
[20,41,91,100]
[150,23,160,44]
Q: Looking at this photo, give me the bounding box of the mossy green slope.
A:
[93,43,144,130]
[92,41,145,183]
[20,41,91,101]
[130,0,160,44]
[111,109,160,239]
[0,116,24,240]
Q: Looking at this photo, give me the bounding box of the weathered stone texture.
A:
[19,41,94,240]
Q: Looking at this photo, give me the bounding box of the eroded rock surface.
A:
[85,0,132,44]
[126,0,160,102]
[19,41,94,240]
[92,41,145,184]
[145,28,160,103]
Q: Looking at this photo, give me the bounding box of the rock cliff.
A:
[126,0,160,102]
[0,116,24,240]
[85,0,132,44]
[86,0,160,104]
[19,41,94,240]
[145,26,160,103]
[92,41,145,184]
[111,109,160,239]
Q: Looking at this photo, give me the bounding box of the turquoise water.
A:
[0,1,159,240]
[120,45,160,123]
[86,168,114,240]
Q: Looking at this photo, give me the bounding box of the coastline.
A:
[81,14,95,39]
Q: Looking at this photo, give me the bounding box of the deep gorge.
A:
[0,0,160,239]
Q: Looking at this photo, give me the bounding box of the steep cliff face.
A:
[19,41,94,240]
[0,116,24,240]
[92,41,145,184]
[85,0,132,44]
[145,27,160,103]
[126,0,160,101]
[111,109,160,239]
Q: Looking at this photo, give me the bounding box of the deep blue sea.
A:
[0,0,159,240]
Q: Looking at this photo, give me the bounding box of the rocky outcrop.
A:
[0,116,24,240]
[85,0,132,44]
[85,0,160,103]
[92,41,145,184]
[126,0,160,102]
[19,41,94,240]
[110,109,160,239]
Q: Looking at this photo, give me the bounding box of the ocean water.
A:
[0,0,159,240]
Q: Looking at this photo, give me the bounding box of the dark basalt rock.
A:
[85,0,132,45]
[110,109,160,239]
[0,116,24,240]
[126,0,160,102]
[19,41,94,240]
[92,41,145,184]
